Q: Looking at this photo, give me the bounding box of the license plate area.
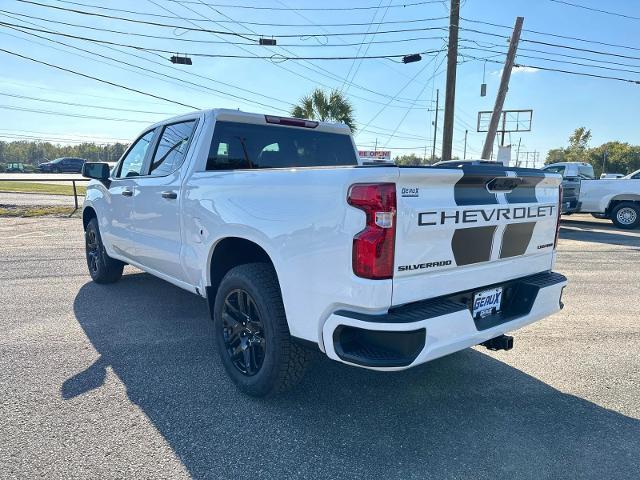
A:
[472,287,503,319]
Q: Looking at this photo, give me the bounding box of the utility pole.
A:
[431,88,439,162]
[441,0,459,160]
[481,16,524,160]
[515,137,521,166]
[463,129,468,158]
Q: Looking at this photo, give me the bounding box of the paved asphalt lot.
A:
[0,215,638,479]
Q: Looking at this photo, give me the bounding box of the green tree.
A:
[568,127,591,150]
[291,88,356,131]
[394,153,435,166]
[545,148,566,164]
[565,127,591,163]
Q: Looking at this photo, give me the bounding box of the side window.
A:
[149,120,197,176]
[544,166,565,177]
[578,165,594,179]
[117,130,155,178]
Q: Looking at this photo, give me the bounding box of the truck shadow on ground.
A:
[560,219,640,249]
[69,273,639,480]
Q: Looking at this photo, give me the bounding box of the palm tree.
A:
[291,88,356,132]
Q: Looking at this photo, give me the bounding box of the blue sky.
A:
[1,0,639,162]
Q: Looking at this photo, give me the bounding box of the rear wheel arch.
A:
[207,237,279,300]
[607,195,640,213]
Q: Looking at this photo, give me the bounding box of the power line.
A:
[0,104,156,123]
[460,46,640,75]
[459,25,640,62]
[0,21,441,61]
[522,38,640,62]
[465,56,640,85]
[461,38,640,71]
[0,133,128,144]
[156,0,438,109]
[271,0,434,91]
[163,0,442,11]
[0,128,130,142]
[461,16,640,54]
[549,0,640,21]
[149,0,442,125]
[342,0,392,93]
[356,53,442,137]
[382,53,447,147]
[0,48,201,108]
[1,9,447,48]
[0,14,294,111]
[15,1,447,39]
[0,91,177,115]
[44,0,448,27]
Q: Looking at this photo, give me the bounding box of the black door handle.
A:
[161,191,178,199]
[121,189,133,197]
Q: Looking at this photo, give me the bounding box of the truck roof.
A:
[147,108,352,135]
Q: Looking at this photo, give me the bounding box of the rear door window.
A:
[149,120,197,176]
[206,121,357,170]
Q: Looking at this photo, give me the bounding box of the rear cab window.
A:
[206,121,357,170]
[578,165,595,179]
[543,166,566,177]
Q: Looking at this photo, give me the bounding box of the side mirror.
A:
[82,162,111,186]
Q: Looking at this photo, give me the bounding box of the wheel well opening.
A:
[208,237,274,298]
[82,207,96,230]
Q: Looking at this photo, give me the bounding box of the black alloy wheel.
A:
[221,288,266,376]
[86,226,101,275]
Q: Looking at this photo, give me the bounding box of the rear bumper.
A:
[322,271,567,370]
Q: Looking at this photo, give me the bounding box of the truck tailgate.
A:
[393,166,561,306]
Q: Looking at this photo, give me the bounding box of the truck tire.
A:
[610,202,640,229]
[85,218,124,283]
[213,263,309,397]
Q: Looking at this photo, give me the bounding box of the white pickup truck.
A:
[543,162,640,229]
[82,109,567,396]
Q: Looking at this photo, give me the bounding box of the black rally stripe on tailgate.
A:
[504,175,544,204]
[500,222,536,258]
[453,174,498,206]
[451,225,497,266]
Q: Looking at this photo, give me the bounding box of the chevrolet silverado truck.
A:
[81,109,567,396]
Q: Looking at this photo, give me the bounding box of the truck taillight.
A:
[347,183,396,279]
[554,184,563,249]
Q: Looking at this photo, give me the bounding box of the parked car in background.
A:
[600,173,625,179]
[5,162,26,173]
[38,157,86,173]
[542,162,595,213]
